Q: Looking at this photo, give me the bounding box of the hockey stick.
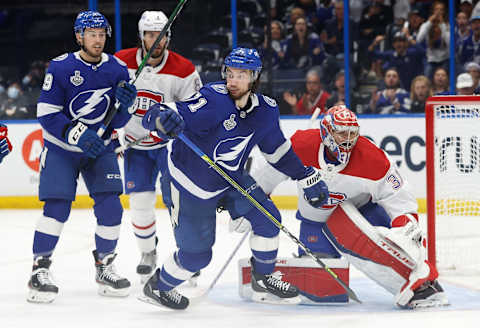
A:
[190,230,250,305]
[97,0,189,138]
[173,131,361,304]
[308,107,321,128]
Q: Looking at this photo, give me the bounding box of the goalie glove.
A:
[391,214,423,246]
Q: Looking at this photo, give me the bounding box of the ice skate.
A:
[27,257,58,303]
[138,268,189,310]
[137,248,157,284]
[250,259,301,305]
[93,250,130,297]
[406,280,449,309]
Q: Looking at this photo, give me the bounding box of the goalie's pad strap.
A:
[324,201,413,281]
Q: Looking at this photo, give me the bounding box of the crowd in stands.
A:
[2,0,480,119]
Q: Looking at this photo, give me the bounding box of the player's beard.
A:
[146,43,165,59]
[84,43,103,61]
[228,87,250,101]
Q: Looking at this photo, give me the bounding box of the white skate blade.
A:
[137,294,181,311]
[251,291,301,305]
[408,292,450,309]
[27,289,57,303]
[97,284,130,297]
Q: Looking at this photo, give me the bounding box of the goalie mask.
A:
[320,105,360,165]
[222,47,262,90]
[138,11,171,47]
[74,11,111,37]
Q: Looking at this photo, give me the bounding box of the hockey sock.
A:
[298,219,340,257]
[93,193,122,257]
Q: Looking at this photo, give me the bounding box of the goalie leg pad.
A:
[324,201,416,295]
[130,191,157,253]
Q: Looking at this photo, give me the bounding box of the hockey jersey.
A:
[114,48,202,149]
[253,129,418,223]
[166,82,307,199]
[37,52,131,155]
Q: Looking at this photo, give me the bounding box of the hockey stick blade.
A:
[176,133,362,304]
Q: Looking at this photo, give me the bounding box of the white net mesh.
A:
[433,104,480,274]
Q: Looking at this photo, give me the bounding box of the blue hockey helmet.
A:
[74,11,112,37]
[222,47,263,81]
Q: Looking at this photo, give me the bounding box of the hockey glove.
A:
[391,214,424,246]
[115,81,137,114]
[298,166,329,208]
[142,103,185,139]
[66,122,106,158]
[0,123,12,164]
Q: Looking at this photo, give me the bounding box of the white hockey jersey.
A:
[253,129,418,223]
[114,48,202,149]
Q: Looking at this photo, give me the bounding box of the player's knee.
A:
[43,199,72,223]
[129,191,156,223]
[92,192,123,226]
[247,199,281,238]
[177,249,212,272]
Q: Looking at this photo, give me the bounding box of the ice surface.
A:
[1,209,479,328]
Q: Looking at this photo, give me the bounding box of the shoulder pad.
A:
[210,83,228,94]
[262,95,277,107]
[52,53,68,62]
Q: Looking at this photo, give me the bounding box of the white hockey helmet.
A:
[138,11,171,43]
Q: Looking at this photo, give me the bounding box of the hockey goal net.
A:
[425,96,480,274]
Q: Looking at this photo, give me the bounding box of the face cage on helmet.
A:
[320,121,359,164]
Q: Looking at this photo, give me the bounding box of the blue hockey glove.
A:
[115,81,137,114]
[298,166,329,208]
[142,103,185,139]
[66,122,106,158]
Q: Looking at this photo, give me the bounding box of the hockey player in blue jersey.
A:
[138,47,329,310]
[27,11,137,303]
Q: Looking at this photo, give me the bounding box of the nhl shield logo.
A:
[70,70,84,86]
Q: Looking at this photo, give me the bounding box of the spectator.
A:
[456,11,472,58]
[465,61,480,93]
[460,0,474,19]
[322,0,355,56]
[431,67,450,95]
[409,75,432,113]
[416,1,450,79]
[326,70,345,108]
[370,68,411,114]
[402,7,425,46]
[282,16,325,69]
[384,11,409,51]
[0,82,30,119]
[284,7,307,34]
[359,0,393,44]
[456,72,476,95]
[368,31,425,90]
[459,16,480,67]
[314,0,334,33]
[261,20,286,68]
[283,67,330,115]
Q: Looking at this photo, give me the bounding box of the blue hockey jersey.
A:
[37,52,131,155]
[166,82,307,198]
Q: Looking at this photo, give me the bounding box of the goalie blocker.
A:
[239,257,350,304]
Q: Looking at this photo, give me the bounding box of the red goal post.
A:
[425,96,480,273]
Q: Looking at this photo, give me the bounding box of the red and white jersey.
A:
[114,48,202,149]
[253,129,418,223]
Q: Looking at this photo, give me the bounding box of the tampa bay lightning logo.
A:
[213,133,253,171]
[69,88,111,124]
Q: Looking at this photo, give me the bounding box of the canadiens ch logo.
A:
[133,90,164,116]
[223,114,237,130]
[318,191,347,210]
[70,70,84,86]
[213,133,253,171]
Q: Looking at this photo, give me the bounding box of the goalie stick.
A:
[172,130,361,304]
[308,107,321,128]
[97,0,189,138]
